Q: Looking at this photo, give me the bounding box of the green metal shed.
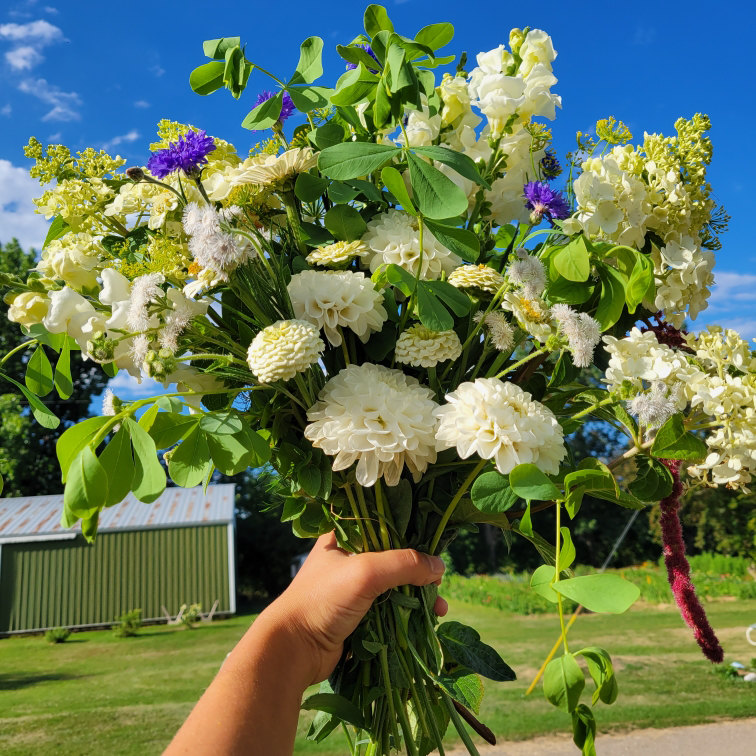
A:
[0,483,236,635]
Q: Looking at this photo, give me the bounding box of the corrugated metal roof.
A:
[0,484,236,541]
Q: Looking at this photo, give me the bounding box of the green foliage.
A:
[44,627,71,644]
[112,609,142,638]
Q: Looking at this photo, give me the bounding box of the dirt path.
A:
[447,718,756,755]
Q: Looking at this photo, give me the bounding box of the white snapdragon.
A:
[7,291,49,327]
[36,232,102,290]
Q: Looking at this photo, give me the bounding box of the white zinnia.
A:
[360,209,462,281]
[435,377,566,475]
[448,264,507,296]
[304,363,439,487]
[395,325,462,368]
[246,320,325,384]
[306,240,366,268]
[287,269,387,347]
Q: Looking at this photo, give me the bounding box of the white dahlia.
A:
[305,364,439,487]
[435,377,566,475]
[287,269,387,347]
[395,325,462,368]
[306,240,366,268]
[360,209,461,280]
[448,264,507,296]
[247,319,325,384]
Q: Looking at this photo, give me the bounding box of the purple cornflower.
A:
[147,129,216,179]
[659,459,724,663]
[252,90,295,127]
[523,181,570,224]
[346,43,379,74]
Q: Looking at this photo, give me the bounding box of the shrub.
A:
[113,609,142,638]
[44,627,70,644]
[179,603,202,629]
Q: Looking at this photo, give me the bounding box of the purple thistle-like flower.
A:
[523,181,570,224]
[346,43,379,74]
[252,90,296,126]
[658,459,725,663]
[146,129,216,179]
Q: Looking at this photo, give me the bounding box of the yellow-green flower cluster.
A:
[24,137,126,184]
[34,178,116,233]
[109,236,191,280]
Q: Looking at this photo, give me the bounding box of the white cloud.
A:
[101,130,140,152]
[150,64,165,77]
[46,131,61,141]
[0,159,49,251]
[106,371,158,400]
[1,104,11,116]
[18,77,81,121]
[0,19,63,71]
[5,44,43,70]
[633,26,656,46]
[707,271,756,310]
[134,100,150,109]
[44,6,58,13]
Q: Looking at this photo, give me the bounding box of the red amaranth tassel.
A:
[658,459,724,663]
[640,313,693,352]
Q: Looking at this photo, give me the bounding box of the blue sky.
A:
[0,0,753,400]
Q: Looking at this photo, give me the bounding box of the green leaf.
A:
[295,172,330,203]
[363,322,398,361]
[287,85,332,112]
[125,418,166,503]
[64,446,108,520]
[169,425,212,488]
[415,22,454,50]
[385,263,418,297]
[206,430,259,475]
[364,4,394,37]
[543,653,585,713]
[337,44,383,72]
[437,667,484,714]
[651,414,708,461]
[0,371,59,429]
[422,280,472,316]
[384,478,412,538]
[323,204,367,241]
[629,455,674,501]
[25,345,53,397]
[560,526,577,569]
[189,61,225,95]
[413,145,490,189]
[531,564,559,603]
[290,36,323,85]
[307,122,346,151]
[437,621,516,682]
[281,497,307,523]
[386,44,409,93]
[509,463,561,501]
[57,416,111,482]
[301,693,366,729]
[406,151,468,220]
[381,166,416,215]
[575,647,618,706]
[243,426,272,464]
[519,501,533,537]
[318,142,400,181]
[470,471,519,513]
[594,262,626,330]
[241,90,284,130]
[327,181,360,204]
[626,252,654,313]
[138,404,159,432]
[424,219,479,263]
[547,275,595,305]
[330,64,379,107]
[572,703,598,755]
[149,413,199,449]
[554,237,592,282]
[156,396,184,413]
[199,411,243,436]
[555,573,640,613]
[98,427,135,507]
[43,215,69,248]
[203,37,241,59]
[298,465,322,497]
[416,283,454,331]
[54,339,72,399]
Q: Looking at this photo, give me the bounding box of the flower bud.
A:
[126,166,145,181]
[509,28,525,55]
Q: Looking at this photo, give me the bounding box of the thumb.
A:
[352,549,445,600]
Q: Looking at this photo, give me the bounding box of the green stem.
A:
[494,347,548,379]
[429,459,487,554]
[375,616,401,749]
[294,373,313,408]
[0,339,36,366]
[554,500,569,654]
[175,353,247,366]
[346,484,381,552]
[346,485,370,553]
[441,691,481,756]
[394,687,419,756]
[571,396,615,421]
[280,189,307,256]
[374,479,392,552]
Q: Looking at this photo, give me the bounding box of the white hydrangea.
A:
[304,363,439,487]
[246,319,325,384]
[448,264,507,296]
[287,269,387,347]
[360,209,462,281]
[435,377,566,475]
[306,240,366,268]
[395,325,462,368]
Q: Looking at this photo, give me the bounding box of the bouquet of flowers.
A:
[1,4,745,754]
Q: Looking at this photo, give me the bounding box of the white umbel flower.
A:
[304,363,439,487]
[360,209,461,280]
[236,148,318,187]
[435,377,566,475]
[306,240,366,268]
[247,319,325,384]
[287,269,388,347]
[395,325,462,368]
[448,264,507,296]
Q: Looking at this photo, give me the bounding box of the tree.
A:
[0,238,109,497]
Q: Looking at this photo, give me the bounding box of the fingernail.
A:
[428,555,445,574]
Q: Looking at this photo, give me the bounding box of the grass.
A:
[1,600,755,755]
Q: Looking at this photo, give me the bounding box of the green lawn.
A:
[1,600,755,755]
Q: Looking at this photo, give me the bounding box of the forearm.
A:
[163,605,314,756]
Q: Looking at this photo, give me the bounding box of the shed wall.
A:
[0,525,231,633]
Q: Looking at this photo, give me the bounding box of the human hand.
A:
[261,533,448,686]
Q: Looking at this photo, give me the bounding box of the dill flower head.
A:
[448,264,507,297]
[394,325,463,368]
[287,269,387,347]
[435,377,566,475]
[306,240,366,269]
[304,363,439,487]
[246,319,325,384]
[146,129,217,178]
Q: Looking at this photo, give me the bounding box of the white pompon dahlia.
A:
[306,240,366,268]
[448,264,507,296]
[395,325,462,368]
[360,209,461,281]
[435,377,566,475]
[246,319,325,384]
[287,270,387,346]
[304,364,439,487]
